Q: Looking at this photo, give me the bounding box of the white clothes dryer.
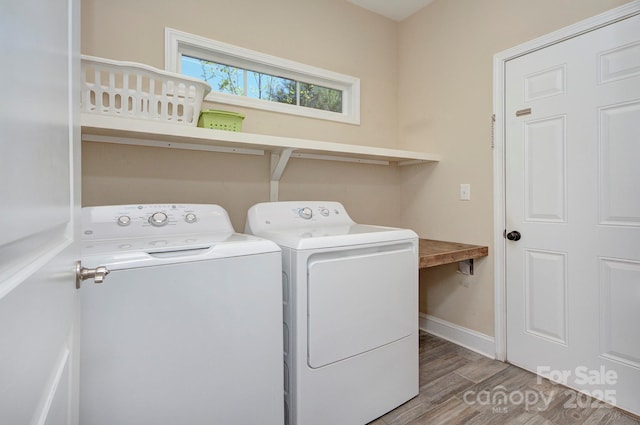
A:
[79,204,284,425]
[245,201,419,425]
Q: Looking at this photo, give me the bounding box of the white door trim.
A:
[492,0,640,362]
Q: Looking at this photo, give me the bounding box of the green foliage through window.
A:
[300,83,343,113]
[181,55,342,113]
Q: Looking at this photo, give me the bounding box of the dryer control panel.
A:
[245,201,355,234]
[82,204,234,240]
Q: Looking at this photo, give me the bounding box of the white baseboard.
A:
[419,313,496,359]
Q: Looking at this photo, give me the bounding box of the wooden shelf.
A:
[419,239,489,269]
[81,114,442,165]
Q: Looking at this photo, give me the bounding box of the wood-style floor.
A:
[369,332,640,425]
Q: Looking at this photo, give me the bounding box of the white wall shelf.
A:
[81,114,441,200]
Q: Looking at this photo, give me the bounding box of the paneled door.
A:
[0,0,81,424]
[505,13,640,415]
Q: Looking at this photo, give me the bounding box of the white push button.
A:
[117,215,131,226]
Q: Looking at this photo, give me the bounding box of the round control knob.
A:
[117,215,131,226]
[298,207,313,220]
[185,213,197,223]
[320,208,330,217]
[149,212,168,227]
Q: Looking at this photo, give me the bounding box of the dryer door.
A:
[306,242,417,368]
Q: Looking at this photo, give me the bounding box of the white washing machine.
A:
[79,204,284,425]
[245,201,419,425]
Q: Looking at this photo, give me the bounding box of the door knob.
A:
[75,261,110,289]
[506,230,521,241]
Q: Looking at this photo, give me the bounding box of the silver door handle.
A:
[75,261,110,289]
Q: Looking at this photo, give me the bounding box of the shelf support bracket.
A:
[270,148,294,202]
[458,259,475,276]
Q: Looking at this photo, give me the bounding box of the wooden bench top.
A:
[419,239,489,269]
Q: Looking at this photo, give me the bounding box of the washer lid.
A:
[254,224,417,250]
[81,232,280,270]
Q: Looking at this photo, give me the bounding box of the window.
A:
[165,28,360,124]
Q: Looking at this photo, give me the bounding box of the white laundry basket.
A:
[81,55,211,125]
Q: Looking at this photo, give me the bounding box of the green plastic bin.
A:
[198,109,245,132]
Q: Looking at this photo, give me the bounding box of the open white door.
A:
[505,12,640,415]
[0,0,81,424]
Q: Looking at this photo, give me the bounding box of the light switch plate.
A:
[460,184,471,201]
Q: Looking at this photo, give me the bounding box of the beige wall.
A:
[81,0,398,148]
[398,0,630,336]
[81,0,631,338]
[82,142,401,230]
[81,0,402,229]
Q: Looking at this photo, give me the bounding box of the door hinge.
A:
[491,114,496,149]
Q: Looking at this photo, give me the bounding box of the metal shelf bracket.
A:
[458,259,475,276]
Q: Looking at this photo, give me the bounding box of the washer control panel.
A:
[82,204,234,240]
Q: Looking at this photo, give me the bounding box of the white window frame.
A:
[165,28,360,125]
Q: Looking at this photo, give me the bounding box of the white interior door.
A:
[0,0,81,424]
[505,13,640,415]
